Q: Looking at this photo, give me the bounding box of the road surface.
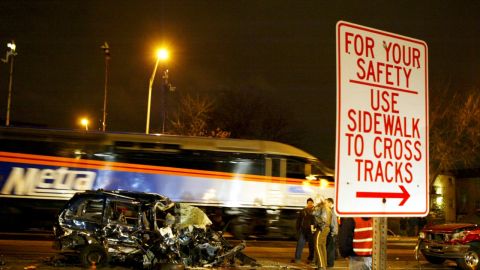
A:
[0,237,460,269]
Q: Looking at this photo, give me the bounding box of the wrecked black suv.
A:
[52,190,256,268]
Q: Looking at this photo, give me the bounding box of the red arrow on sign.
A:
[356,185,411,206]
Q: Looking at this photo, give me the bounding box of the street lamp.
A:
[80,118,89,131]
[101,42,110,132]
[2,41,17,126]
[145,48,169,134]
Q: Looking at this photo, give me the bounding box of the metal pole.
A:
[161,69,168,133]
[161,81,165,133]
[101,43,110,132]
[5,55,14,127]
[372,217,387,270]
[146,58,160,134]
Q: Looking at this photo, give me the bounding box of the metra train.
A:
[0,127,334,239]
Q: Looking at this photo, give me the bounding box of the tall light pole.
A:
[101,42,110,132]
[2,41,17,126]
[145,48,169,134]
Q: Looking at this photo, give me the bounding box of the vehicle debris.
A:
[52,190,258,268]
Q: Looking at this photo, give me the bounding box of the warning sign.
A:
[335,21,428,216]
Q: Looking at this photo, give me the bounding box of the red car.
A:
[416,223,480,270]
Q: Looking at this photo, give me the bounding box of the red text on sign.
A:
[345,32,375,58]
[355,159,413,183]
[373,137,422,161]
[345,133,364,157]
[347,109,420,138]
[384,41,421,68]
[370,89,399,113]
[356,59,412,88]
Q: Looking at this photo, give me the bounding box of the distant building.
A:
[432,170,480,224]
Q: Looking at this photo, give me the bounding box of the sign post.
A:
[335,21,429,216]
[372,217,387,269]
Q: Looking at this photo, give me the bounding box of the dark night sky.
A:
[0,1,479,166]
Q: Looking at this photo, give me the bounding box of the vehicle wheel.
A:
[422,253,446,264]
[79,244,108,268]
[457,247,479,270]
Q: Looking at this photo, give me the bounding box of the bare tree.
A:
[211,86,296,142]
[429,86,480,184]
[169,94,230,138]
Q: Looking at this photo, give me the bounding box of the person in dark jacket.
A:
[292,198,315,263]
[338,217,373,270]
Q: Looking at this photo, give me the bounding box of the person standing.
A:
[292,198,315,264]
[312,199,332,270]
[325,198,338,267]
[338,217,373,270]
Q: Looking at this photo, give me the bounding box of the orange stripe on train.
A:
[0,151,333,187]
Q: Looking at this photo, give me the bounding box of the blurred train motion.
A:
[0,127,334,239]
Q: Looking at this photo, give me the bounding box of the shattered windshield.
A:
[63,196,104,223]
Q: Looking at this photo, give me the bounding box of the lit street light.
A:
[101,42,110,132]
[2,41,17,126]
[145,48,169,134]
[80,118,89,131]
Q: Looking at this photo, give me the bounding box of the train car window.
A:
[271,159,280,177]
[0,138,107,160]
[113,150,265,175]
[287,159,307,179]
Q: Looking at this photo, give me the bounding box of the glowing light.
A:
[7,42,16,52]
[302,180,314,193]
[436,196,443,205]
[319,179,330,189]
[156,48,169,61]
[80,118,89,131]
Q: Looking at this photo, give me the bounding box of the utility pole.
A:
[161,69,176,134]
[101,42,110,132]
[2,41,17,127]
[161,69,168,133]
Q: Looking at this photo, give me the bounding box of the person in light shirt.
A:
[325,198,338,267]
[312,198,332,270]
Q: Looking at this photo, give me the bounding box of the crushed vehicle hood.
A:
[52,190,257,269]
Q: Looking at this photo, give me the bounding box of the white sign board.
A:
[335,21,428,216]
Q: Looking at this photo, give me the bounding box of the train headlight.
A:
[319,179,329,189]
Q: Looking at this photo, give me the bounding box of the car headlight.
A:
[419,231,426,239]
